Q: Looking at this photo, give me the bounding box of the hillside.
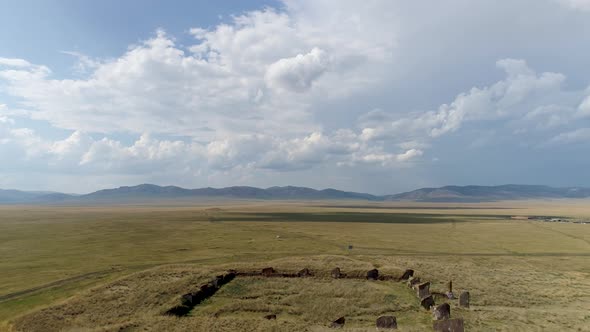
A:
[386,184,590,202]
[2,184,590,204]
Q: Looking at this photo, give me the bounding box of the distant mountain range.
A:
[1,184,590,204]
[385,185,590,202]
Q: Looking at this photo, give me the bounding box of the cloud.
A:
[0,57,31,68]
[60,51,102,74]
[0,8,390,139]
[265,48,330,92]
[1,0,590,192]
[549,128,590,144]
[358,59,573,149]
[579,94,590,116]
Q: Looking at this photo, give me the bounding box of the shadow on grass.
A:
[221,212,502,224]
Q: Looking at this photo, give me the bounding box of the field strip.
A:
[0,253,296,304]
[473,305,590,314]
[0,269,118,303]
[529,222,590,246]
[352,246,590,257]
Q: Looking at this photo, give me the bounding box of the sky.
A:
[1,0,590,194]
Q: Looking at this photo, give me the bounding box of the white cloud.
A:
[359,59,571,148]
[0,7,392,139]
[265,48,330,92]
[550,128,590,144]
[0,57,31,68]
[1,0,590,192]
[578,94,590,116]
[396,149,423,162]
[60,51,102,74]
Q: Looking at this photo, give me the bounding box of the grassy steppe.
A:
[1,200,589,331]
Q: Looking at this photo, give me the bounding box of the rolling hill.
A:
[384,184,590,202]
[1,184,590,204]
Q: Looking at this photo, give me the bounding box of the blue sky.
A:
[1,0,590,194]
[0,0,279,73]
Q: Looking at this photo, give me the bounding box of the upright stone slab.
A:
[181,293,193,306]
[417,282,431,298]
[376,315,397,329]
[445,280,455,299]
[432,303,451,320]
[459,291,470,308]
[400,269,414,281]
[367,268,379,280]
[262,267,275,276]
[408,277,421,288]
[421,295,435,310]
[331,267,342,279]
[297,268,312,277]
[433,318,464,332]
[329,316,345,328]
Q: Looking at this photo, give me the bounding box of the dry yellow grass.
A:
[9,255,590,331]
[1,200,589,331]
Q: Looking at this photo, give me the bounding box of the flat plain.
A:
[1,199,589,331]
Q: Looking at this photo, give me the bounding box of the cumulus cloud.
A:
[1,0,590,192]
[358,59,576,150]
[0,6,392,139]
[265,48,330,92]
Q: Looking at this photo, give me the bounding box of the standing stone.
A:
[417,282,431,299]
[331,267,342,279]
[367,269,379,280]
[433,318,464,332]
[262,267,275,276]
[376,315,397,329]
[408,277,421,288]
[432,303,451,320]
[181,293,193,306]
[446,280,455,299]
[329,317,345,328]
[297,268,312,277]
[421,295,435,310]
[400,269,414,281]
[459,291,470,308]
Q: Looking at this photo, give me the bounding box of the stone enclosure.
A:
[164,266,468,331]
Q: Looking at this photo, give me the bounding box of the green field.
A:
[1,200,589,331]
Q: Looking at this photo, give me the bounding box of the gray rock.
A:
[432,303,451,320]
[331,267,342,279]
[367,268,379,280]
[376,315,397,329]
[262,267,275,276]
[433,318,464,332]
[297,268,312,277]
[421,295,435,310]
[407,277,421,288]
[329,316,345,328]
[417,282,431,299]
[400,269,414,281]
[459,291,470,308]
